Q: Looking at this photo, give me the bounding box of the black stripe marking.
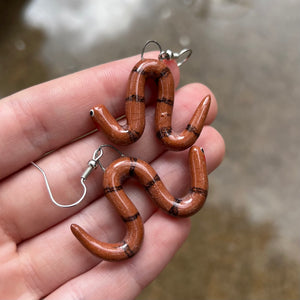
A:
[125,94,145,102]
[128,130,140,142]
[156,127,172,139]
[168,198,182,216]
[144,174,160,191]
[186,124,200,137]
[157,97,174,106]
[132,66,146,75]
[121,241,135,258]
[129,157,138,177]
[104,185,123,194]
[158,67,170,79]
[122,241,135,258]
[122,212,140,222]
[191,187,208,196]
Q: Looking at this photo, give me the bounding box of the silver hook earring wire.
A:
[31,162,87,208]
[31,146,104,208]
[96,144,125,172]
[159,48,192,67]
[141,40,162,60]
[141,40,192,67]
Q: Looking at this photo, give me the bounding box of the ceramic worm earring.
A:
[70,144,208,261]
[32,144,208,261]
[90,40,211,151]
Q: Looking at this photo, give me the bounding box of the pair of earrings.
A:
[33,41,210,261]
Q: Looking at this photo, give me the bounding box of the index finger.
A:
[0,54,180,179]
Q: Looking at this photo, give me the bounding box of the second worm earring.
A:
[71,145,208,261]
[90,41,211,151]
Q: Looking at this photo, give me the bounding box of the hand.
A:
[0,54,225,299]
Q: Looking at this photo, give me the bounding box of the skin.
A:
[0,53,225,300]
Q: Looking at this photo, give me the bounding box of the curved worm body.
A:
[71,146,208,261]
[90,59,211,151]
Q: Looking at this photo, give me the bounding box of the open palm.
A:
[0,54,224,299]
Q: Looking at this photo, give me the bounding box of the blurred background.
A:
[1,0,299,299]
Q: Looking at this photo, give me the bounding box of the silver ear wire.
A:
[96,144,125,172]
[31,147,104,208]
[31,144,126,208]
[141,40,162,59]
[31,161,88,208]
[159,48,192,67]
[141,40,192,67]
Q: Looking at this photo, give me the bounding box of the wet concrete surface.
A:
[1,0,300,299]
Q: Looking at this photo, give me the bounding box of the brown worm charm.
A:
[90,58,211,151]
[71,146,208,261]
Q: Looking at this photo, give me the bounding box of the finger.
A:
[17,127,224,298]
[1,83,218,243]
[46,211,191,300]
[0,53,180,179]
[163,82,218,126]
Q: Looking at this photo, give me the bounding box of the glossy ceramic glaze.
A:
[71,145,208,261]
[90,58,211,151]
